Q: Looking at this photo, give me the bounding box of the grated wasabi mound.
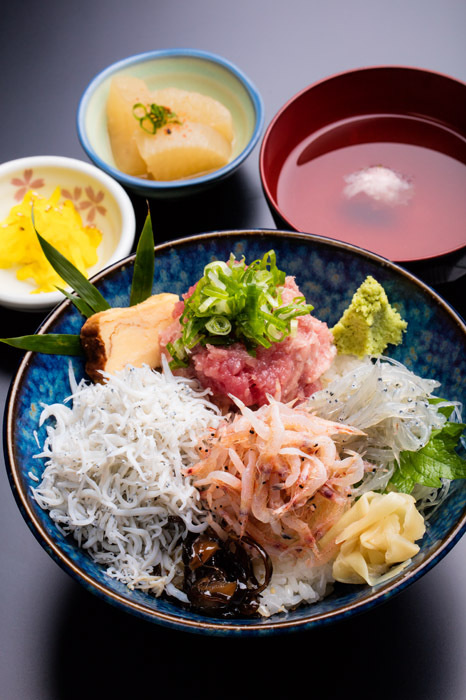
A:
[331,276,407,357]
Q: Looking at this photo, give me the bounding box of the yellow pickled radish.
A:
[106,75,151,176]
[151,86,234,143]
[135,120,231,181]
[0,188,102,294]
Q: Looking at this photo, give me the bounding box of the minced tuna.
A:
[161,277,336,407]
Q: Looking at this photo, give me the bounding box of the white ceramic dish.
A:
[0,156,136,311]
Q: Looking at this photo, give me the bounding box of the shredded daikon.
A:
[32,361,221,598]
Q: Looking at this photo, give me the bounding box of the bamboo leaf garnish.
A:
[0,334,84,355]
[2,211,157,358]
[36,230,110,313]
[56,287,95,318]
[129,210,155,306]
[31,207,110,314]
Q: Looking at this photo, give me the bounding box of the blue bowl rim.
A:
[4,228,466,635]
[77,48,265,191]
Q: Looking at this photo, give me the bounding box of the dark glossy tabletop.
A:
[1,2,465,699]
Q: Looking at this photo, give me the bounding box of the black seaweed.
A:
[182,530,273,618]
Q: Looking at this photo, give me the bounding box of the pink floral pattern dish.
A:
[11,170,108,225]
[0,155,136,311]
[11,168,45,201]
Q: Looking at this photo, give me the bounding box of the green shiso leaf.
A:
[56,287,95,318]
[388,467,416,495]
[428,397,456,420]
[32,209,110,314]
[0,334,83,355]
[168,250,314,367]
[129,211,155,306]
[388,399,466,494]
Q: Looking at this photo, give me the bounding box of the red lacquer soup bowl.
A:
[260,66,466,262]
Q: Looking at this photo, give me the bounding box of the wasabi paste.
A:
[332,276,407,357]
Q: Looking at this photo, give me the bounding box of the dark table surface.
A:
[1,2,465,699]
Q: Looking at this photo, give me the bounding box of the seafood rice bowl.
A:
[5,229,466,633]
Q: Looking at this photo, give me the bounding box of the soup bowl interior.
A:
[260,66,466,262]
[5,230,466,635]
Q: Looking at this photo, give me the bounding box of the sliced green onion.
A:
[165,339,188,368]
[207,272,227,290]
[132,103,147,120]
[198,296,216,314]
[201,285,229,300]
[205,316,231,335]
[132,102,181,135]
[267,324,284,342]
[205,260,230,275]
[168,250,314,367]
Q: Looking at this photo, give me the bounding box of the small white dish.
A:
[0,155,136,311]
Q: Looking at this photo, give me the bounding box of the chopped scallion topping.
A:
[132,102,181,134]
[167,251,314,368]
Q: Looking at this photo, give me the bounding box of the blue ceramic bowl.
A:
[77,49,264,198]
[4,231,466,635]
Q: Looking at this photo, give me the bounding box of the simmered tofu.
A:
[80,293,178,382]
[106,75,151,176]
[151,87,234,142]
[136,120,231,180]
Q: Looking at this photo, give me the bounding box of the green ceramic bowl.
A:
[77,49,264,198]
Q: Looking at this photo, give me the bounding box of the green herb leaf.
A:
[129,211,155,306]
[388,467,416,494]
[168,250,314,367]
[428,397,456,419]
[32,212,110,314]
[56,287,95,318]
[0,334,83,355]
[388,402,466,493]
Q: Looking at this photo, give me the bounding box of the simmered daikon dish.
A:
[107,76,234,180]
[21,248,466,618]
